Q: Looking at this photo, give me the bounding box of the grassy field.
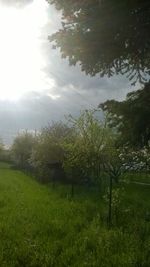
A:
[0,163,150,267]
[123,172,150,184]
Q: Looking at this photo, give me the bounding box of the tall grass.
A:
[0,164,150,266]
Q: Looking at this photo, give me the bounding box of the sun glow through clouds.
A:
[0,0,54,100]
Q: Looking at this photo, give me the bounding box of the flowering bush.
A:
[118,145,150,173]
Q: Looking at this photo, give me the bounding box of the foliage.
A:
[104,186,127,225]
[100,83,150,147]
[11,132,36,169]
[0,139,12,163]
[118,145,150,173]
[30,122,73,182]
[102,145,150,226]
[48,0,150,84]
[29,111,117,190]
[0,139,4,159]
[63,110,115,189]
[104,144,150,183]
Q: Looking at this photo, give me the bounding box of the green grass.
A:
[123,172,150,184]
[0,164,150,266]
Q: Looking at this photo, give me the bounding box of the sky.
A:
[0,0,138,145]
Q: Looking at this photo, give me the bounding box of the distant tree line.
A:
[10,110,115,191]
[9,84,150,188]
[0,83,148,188]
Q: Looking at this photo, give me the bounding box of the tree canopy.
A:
[11,132,36,168]
[48,0,150,84]
[100,82,150,147]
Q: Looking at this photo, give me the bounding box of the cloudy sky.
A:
[0,0,138,145]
